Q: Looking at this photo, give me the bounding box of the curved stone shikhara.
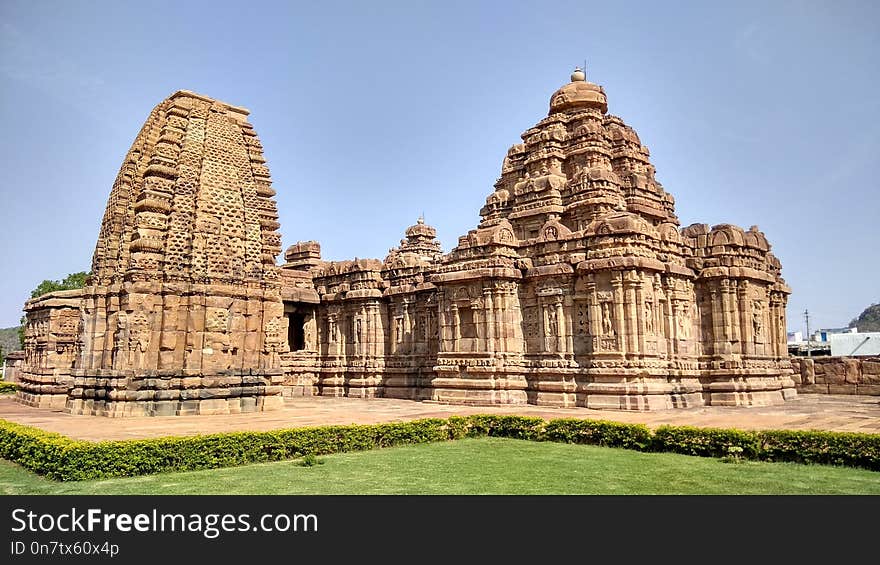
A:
[17,69,795,416]
[18,91,286,416]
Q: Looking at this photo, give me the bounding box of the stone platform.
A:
[0,394,877,441]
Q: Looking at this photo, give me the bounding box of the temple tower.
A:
[19,90,287,416]
[436,67,795,408]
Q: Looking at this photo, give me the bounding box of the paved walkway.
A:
[1,394,879,441]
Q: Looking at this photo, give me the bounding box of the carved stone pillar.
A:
[739,283,751,356]
[624,271,638,355]
[770,294,785,358]
[504,283,524,353]
[612,274,626,355]
[541,300,550,352]
[777,298,787,357]
[555,299,565,354]
[710,289,724,356]
[730,280,742,348]
[672,299,682,355]
[635,278,645,356]
[493,290,504,353]
[720,280,732,349]
[484,289,495,351]
[494,289,505,353]
[653,277,663,343]
[327,314,336,356]
[437,301,447,351]
[358,305,366,359]
[584,281,598,356]
[370,303,382,358]
[587,279,600,339]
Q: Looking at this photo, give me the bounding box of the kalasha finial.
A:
[418,213,425,225]
[571,66,586,82]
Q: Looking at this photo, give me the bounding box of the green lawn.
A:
[2,437,879,494]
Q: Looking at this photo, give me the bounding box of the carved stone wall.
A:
[16,290,82,408]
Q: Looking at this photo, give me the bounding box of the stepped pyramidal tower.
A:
[17,68,796,416]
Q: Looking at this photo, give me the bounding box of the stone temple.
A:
[17,68,796,416]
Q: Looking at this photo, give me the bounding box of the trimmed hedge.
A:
[0,382,18,394]
[1,415,879,481]
[651,425,880,470]
[466,415,546,440]
[544,419,652,450]
[758,429,880,469]
[652,426,762,459]
[0,418,453,481]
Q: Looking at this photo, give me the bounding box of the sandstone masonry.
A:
[790,356,880,395]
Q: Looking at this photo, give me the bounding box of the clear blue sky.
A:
[1,0,877,335]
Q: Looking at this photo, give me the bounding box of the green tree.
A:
[849,303,880,333]
[19,271,91,348]
[60,271,89,290]
[29,271,90,298]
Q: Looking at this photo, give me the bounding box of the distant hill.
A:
[0,326,22,356]
[849,303,880,333]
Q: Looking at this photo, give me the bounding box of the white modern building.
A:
[830,332,880,356]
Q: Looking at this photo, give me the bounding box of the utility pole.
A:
[804,309,811,358]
